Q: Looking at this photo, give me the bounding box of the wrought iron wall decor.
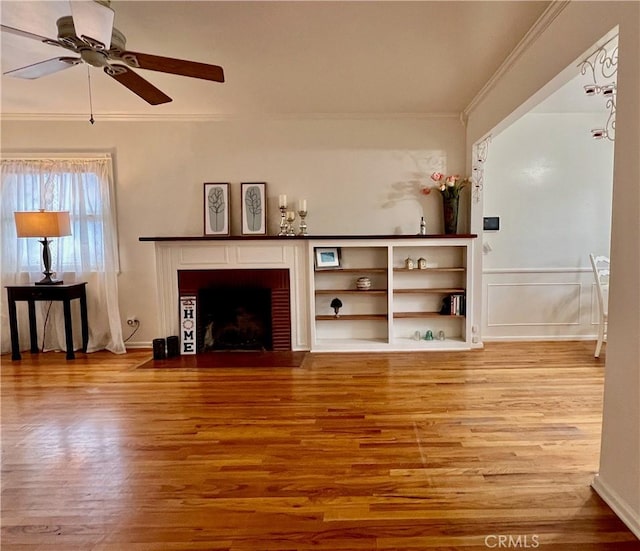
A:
[579,35,618,141]
[472,135,491,203]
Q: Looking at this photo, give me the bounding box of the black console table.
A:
[6,282,89,360]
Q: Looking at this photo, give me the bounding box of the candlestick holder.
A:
[278,205,287,236]
[297,210,308,236]
[286,211,296,236]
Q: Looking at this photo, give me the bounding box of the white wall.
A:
[482,111,614,339]
[1,116,466,346]
[465,0,640,538]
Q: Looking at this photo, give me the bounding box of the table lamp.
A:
[14,210,71,285]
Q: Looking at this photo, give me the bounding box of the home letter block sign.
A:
[180,295,197,354]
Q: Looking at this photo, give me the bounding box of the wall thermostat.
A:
[483,216,500,231]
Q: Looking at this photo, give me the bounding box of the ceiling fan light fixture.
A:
[80,48,108,67]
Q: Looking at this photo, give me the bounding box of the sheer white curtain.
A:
[1,157,125,354]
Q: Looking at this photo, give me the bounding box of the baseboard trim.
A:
[592,475,640,540]
[125,341,153,350]
[125,337,593,349]
[124,341,313,352]
[483,335,596,342]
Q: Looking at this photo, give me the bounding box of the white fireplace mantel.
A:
[149,238,310,350]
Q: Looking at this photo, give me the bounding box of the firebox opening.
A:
[198,287,272,351]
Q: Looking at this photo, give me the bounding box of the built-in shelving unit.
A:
[311,243,389,349]
[308,237,475,352]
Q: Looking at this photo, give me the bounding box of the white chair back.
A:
[589,254,610,357]
[589,254,609,315]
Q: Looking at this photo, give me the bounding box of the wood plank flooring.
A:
[2,341,637,550]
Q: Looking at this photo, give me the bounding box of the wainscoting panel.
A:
[180,245,230,265]
[237,246,286,264]
[487,283,581,326]
[483,268,599,340]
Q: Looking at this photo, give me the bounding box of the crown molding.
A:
[0,152,112,160]
[462,0,571,121]
[0,111,462,123]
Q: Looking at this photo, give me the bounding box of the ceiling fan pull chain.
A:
[87,66,95,125]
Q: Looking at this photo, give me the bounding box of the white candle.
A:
[298,199,307,212]
[278,194,287,208]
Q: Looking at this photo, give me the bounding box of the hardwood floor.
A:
[1,342,637,550]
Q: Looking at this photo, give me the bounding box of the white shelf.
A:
[313,338,390,352]
[390,337,468,351]
[393,288,464,294]
[316,267,387,274]
[316,314,388,321]
[393,312,464,319]
[316,289,387,295]
[313,337,468,352]
[394,267,465,272]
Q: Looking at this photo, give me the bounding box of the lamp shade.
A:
[14,211,71,238]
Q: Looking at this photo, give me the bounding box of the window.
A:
[1,157,119,275]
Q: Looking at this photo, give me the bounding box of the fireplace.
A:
[177,269,291,352]
[199,287,271,351]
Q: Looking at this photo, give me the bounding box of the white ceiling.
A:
[0,1,553,118]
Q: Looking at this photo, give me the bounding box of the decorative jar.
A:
[356,277,371,290]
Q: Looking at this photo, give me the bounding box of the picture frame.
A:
[315,247,341,269]
[241,182,267,235]
[204,183,230,236]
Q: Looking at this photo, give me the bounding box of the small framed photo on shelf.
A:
[203,182,230,236]
[241,182,267,235]
[315,247,341,269]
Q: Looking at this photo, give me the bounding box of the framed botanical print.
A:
[241,182,267,235]
[203,183,230,236]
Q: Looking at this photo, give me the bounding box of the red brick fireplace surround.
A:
[177,268,291,352]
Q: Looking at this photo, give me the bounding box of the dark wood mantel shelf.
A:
[139,234,478,242]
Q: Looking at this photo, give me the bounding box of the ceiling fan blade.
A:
[104,64,172,105]
[4,57,82,79]
[1,23,60,45]
[118,51,225,82]
[69,0,114,49]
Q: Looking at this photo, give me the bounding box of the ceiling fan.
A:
[0,0,225,105]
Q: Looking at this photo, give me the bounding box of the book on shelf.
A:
[441,292,466,316]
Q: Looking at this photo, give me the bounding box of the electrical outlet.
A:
[126,316,139,326]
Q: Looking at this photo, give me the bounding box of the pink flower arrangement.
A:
[422,172,470,199]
